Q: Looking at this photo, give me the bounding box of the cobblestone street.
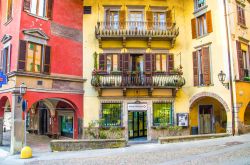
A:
[1,134,250,165]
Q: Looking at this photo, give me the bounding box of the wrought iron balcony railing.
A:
[95,21,179,40]
[91,71,185,89]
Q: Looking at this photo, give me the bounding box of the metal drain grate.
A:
[224,141,244,146]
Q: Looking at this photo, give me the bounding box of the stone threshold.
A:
[158,133,230,144]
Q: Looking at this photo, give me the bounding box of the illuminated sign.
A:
[0,72,7,88]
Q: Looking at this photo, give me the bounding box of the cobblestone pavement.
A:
[1,134,250,165]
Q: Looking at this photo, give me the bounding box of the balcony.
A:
[95,21,179,48]
[91,71,185,89]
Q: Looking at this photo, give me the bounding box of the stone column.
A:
[10,90,25,154]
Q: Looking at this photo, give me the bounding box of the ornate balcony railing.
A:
[95,21,179,47]
[91,71,185,89]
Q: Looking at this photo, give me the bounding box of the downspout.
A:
[223,0,235,136]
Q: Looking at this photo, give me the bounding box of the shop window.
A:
[1,45,12,74]
[153,103,173,126]
[194,0,205,11]
[18,40,51,74]
[61,116,73,138]
[6,0,13,22]
[101,103,122,127]
[23,0,53,19]
[237,5,246,26]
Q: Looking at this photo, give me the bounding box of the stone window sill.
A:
[26,12,49,21]
[4,17,13,26]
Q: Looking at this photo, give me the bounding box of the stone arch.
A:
[189,92,230,112]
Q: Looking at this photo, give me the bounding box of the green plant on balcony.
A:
[93,52,98,70]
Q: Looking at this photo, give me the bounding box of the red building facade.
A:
[0,0,83,153]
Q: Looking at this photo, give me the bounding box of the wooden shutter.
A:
[44,45,51,74]
[7,44,12,73]
[201,47,211,85]
[2,49,7,74]
[249,45,250,71]
[168,54,174,73]
[236,41,244,80]
[166,10,172,27]
[123,54,129,72]
[23,0,31,12]
[237,6,241,24]
[191,18,197,39]
[144,54,152,72]
[99,53,106,71]
[146,11,153,30]
[18,40,27,71]
[47,0,54,19]
[105,9,110,29]
[242,8,246,26]
[193,51,198,86]
[152,54,156,72]
[206,10,213,33]
[118,54,123,71]
[119,10,126,29]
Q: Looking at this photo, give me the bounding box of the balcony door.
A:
[130,54,144,72]
[129,11,144,30]
[106,9,119,30]
[153,12,166,30]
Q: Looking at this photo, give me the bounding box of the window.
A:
[153,12,166,30]
[197,14,207,37]
[236,41,250,79]
[84,6,92,14]
[18,40,51,74]
[153,54,174,73]
[237,5,246,26]
[153,103,173,126]
[193,47,211,86]
[26,42,42,72]
[191,11,212,39]
[129,11,144,30]
[1,45,11,74]
[155,54,167,72]
[105,10,119,30]
[6,0,13,21]
[101,103,122,127]
[24,0,53,19]
[194,0,205,10]
[99,54,119,72]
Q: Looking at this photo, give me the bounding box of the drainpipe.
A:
[223,0,236,136]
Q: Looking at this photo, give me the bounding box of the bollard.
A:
[20,146,32,159]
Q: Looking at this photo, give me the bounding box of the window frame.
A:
[153,102,173,126]
[104,8,120,30]
[106,54,119,73]
[30,0,47,17]
[196,14,207,37]
[6,0,13,22]
[237,4,246,26]
[25,41,44,73]
[128,9,144,30]
[1,44,11,74]
[194,0,206,11]
[152,11,166,30]
[101,103,122,127]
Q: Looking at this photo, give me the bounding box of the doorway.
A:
[59,115,74,138]
[39,108,48,135]
[199,105,213,134]
[128,111,147,139]
[130,54,144,72]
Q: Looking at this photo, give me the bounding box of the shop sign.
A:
[177,113,189,127]
[0,71,7,88]
[128,103,148,111]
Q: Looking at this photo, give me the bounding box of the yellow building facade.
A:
[83,0,248,140]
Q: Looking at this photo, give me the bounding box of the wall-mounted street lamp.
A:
[218,70,229,89]
[20,83,27,96]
